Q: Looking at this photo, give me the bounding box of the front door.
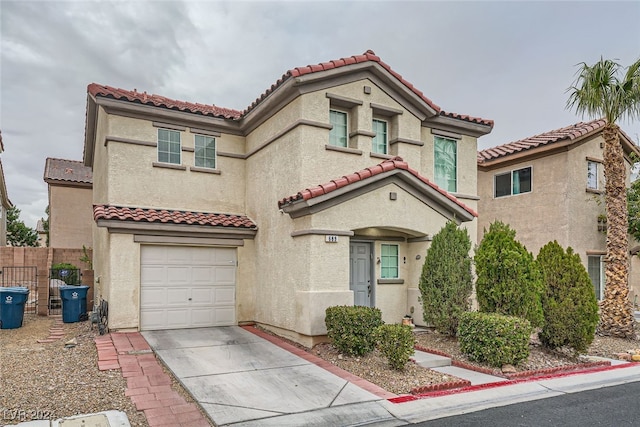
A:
[349,242,372,307]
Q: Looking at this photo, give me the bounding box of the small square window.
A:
[372,119,388,154]
[195,135,216,169]
[158,129,181,165]
[494,166,532,198]
[329,110,348,147]
[381,244,399,279]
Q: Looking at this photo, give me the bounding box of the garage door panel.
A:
[214,266,236,283]
[191,288,215,305]
[141,266,167,285]
[214,307,235,325]
[215,287,235,304]
[141,288,167,308]
[191,267,215,284]
[140,245,237,330]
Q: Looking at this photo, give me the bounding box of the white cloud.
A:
[1,0,639,228]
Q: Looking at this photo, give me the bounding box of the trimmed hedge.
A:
[51,262,81,285]
[325,305,383,356]
[376,324,415,370]
[458,311,532,367]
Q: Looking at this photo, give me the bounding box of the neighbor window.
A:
[195,135,216,169]
[329,110,348,147]
[494,166,532,198]
[157,129,181,164]
[372,119,388,154]
[434,136,457,192]
[587,161,598,190]
[381,244,399,279]
[588,255,604,300]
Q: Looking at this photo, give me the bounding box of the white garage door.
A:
[140,245,236,330]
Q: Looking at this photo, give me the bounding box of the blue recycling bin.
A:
[0,287,30,329]
[60,285,90,323]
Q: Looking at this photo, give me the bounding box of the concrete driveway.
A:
[142,327,399,426]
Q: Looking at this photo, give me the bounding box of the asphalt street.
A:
[413,381,640,426]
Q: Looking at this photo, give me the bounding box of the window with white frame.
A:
[494,166,532,198]
[587,255,604,300]
[587,161,598,190]
[381,244,399,279]
[372,119,388,154]
[157,129,181,164]
[434,136,457,192]
[329,109,348,147]
[195,134,216,169]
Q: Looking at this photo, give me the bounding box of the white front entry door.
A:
[140,245,236,330]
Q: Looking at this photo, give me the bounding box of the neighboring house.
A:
[36,219,47,247]
[83,50,493,345]
[0,131,11,246]
[43,158,93,249]
[477,119,640,301]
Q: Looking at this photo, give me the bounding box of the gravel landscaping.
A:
[0,315,148,426]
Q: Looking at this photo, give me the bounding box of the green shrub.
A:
[537,241,599,353]
[458,311,532,367]
[51,262,80,285]
[419,221,473,336]
[325,305,383,356]
[376,324,415,370]
[475,221,544,327]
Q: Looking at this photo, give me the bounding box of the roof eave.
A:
[425,115,493,138]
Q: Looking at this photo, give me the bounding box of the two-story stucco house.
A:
[83,50,493,345]
[0,131,11,246]
[44,158,93,249]
[477,119,640,301]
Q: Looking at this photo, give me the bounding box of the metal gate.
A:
[1,267,38,314]
[48,268,81,315]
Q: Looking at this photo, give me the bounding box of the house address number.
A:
[325,235,339,243]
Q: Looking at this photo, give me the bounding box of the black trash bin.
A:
[60,285,90,323]
[0,287,30,329]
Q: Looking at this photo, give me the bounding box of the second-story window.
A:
[329,109,348,147]
[434,136,457,192]
[158,129,181,165]
[494,166,532,198]
[195,135,216,169]
[372,119,388,154]
[587,160,598,190]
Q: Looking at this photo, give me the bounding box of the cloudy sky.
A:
[1,1,639,229]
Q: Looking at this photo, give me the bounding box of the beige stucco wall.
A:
[49,185,93,249]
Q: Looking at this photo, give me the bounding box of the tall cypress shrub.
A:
[419,221,473,335]
[475,221,544,327]
[537,241,599,352]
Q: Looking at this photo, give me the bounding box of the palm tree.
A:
[567,58,640,338]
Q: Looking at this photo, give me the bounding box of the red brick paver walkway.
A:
[94,333,211,427]
[36,316,65,343]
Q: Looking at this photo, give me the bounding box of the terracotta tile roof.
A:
[44,158,93,184]
[87,84,243,120]
[477,119,607,164]
[89,50,492,127]
[278,156,477,217]
[93,205,257,229]
[440,111,494,127]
